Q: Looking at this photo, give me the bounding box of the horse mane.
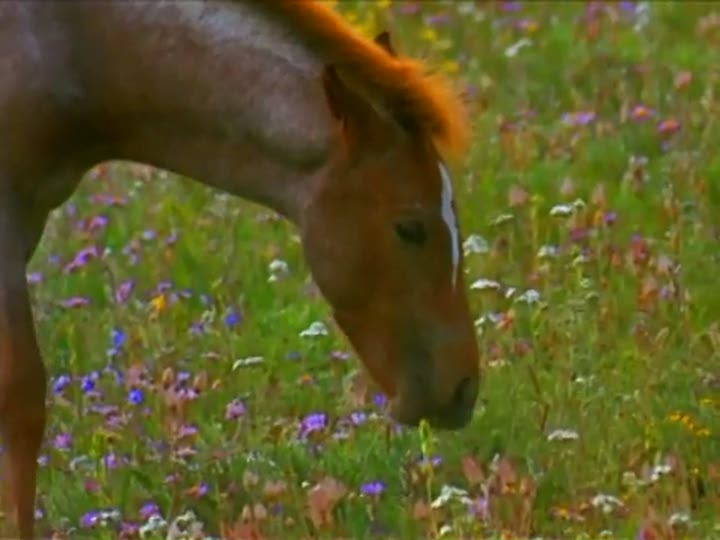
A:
[247,0,471,160]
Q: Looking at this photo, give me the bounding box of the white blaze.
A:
[439,162,460,289]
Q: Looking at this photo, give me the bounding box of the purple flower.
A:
[142,229,157,241]
[140,502,161,521]
[225,308,242,328]
[112,328,126,349]
[87,215,109,232]
[373,393,388,409]
[418,454,444,468]
[300,412,328,438]
[500,1,522,12]
[562,110,596,126]
[115,279,135,304]
[104,452,122,469]
[81,375,96,393]
[26,272,43,284]
[53,374,72,395]
[62,296,90,308]
[604,211,618,225]
[178,424,199,438]
[53,432,72,450]
[128,388,144,405]
[360,480,386,496]
[350,411,367,426]
[165,231,179,245]
[80,510,101,528]
[64,245,100,273]
[225,399,247,420]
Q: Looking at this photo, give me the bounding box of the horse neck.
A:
[59,1,339,223]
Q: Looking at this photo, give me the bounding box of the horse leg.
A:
[0,198,47,539]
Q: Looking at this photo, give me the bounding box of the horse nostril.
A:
[453,376,479,410]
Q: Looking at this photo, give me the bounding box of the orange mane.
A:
[248,0,471,160]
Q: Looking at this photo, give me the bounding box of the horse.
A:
[0,1,480,536]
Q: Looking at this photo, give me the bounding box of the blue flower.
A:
[128,388,144,405]
[52,374,71,395]
[360,480,386,496]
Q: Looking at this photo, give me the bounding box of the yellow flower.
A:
[150,294,167,317]
[442,60,460,74]
[696,427,711,437]
[421,27,438,42]
[377,0,391,9]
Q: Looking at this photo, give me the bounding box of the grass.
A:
[11,1,720,538]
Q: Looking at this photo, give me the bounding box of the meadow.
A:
[14,1,720,538]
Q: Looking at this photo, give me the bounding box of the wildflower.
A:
[64,245,100,273]
[80,510,101,528]
[504,38,532,58]
[112,328,126,349]
[470,278,501,291]
[140,502,161,521]
[299,321,329,338]
[516,18,539,33]
[516,289,540,304]
[53,374,72,395]
[81,375,96,393]
[87,214,109,232]
[562,110,596,126]
[115,279,135,304]
[149,293,166,315]
[373,393,388,409]
[420,27,438,42]
[54,432,73,450]
[431,485,472,508]
[300,412,328,437]
[547,428,579,442]
[630,104,655,121]
[62,296,90,308]
[128,388,144,405]
[360,480,386,496]
[224,308,242,328]
[350,411,367,426]
[225,399,247,420]
[657,118,681,136]
[268,259,289,282]
[463,234,489,255]
[591,493,624,514]
[26,272,43,284]
[232,356,264,370]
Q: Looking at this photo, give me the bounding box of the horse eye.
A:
[394,219,427,245]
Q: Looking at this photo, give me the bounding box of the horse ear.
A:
[322,64,394,150]
[322,64,351,122]
[374,30,397,57]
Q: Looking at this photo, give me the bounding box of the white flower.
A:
[504,38,532,58]
[537,244,560,259]
[268,259,289,282]
[470,278,501,291]
[299,321,329,338]
[232,356,264,370]
[491,213,515,226]
[431,484,472,509]
[516,289,541,304]
[547,428,579,442]
[550,204,574,217]
[591,493,624,514]
[668,511,690,526]
[463,234,490,255]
